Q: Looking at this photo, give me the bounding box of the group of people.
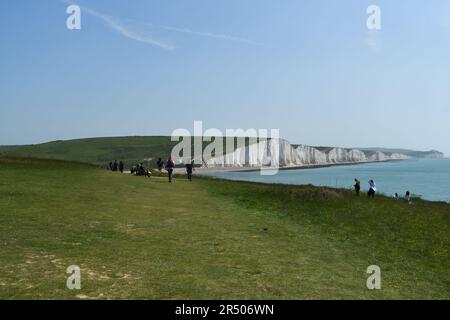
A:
[131,163,151,178]
[108,157,195,183]
[108,160,124,173]
[157,157,175,183]
[394,191,413,205]
[156,157,194,183]
[353,179,376,197]
[107,160,151,177]
[353,178,413,204]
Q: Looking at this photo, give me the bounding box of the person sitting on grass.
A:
[368,179,376,198]
[138,163,144,176]
[405,191,413,205]
[132,163,141,176]
[394,193,400,201]
[142,164,151,178]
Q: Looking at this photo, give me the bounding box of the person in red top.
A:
[167,157,175,183]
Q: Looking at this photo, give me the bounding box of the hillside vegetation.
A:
[0,136,258,168]
[0,137,176,168]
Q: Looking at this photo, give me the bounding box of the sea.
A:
[205,158,450,203]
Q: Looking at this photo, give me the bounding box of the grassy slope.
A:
[0,136,176,168]
[0,136,257,169]
[0,158,449,299]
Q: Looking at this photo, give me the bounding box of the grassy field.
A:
[0,157,449,299]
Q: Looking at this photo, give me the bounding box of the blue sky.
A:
[1,0,449,155]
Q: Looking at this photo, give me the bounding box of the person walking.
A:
[113,160,118,172]
[186,160,194,182]
[119,161,124,173]
[368,179,376,198]
[166,157,174,183]
[354,179,361,196]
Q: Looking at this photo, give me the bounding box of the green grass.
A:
[0,157,449,299]
[0,136,177,169]
[0,136,258,169]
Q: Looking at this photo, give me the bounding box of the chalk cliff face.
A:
[360,148,445,159]
[418,150,445,159]
[205,139,411,168]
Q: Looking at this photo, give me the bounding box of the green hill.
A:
[0,136,177,168]
[0,136,258,169]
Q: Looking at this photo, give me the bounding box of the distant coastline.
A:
[177,158,407,174]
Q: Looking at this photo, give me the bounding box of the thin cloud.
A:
[155,25,259,45]
[63,1,257,48]
[64,1,175,50]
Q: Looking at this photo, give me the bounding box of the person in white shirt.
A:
[368,180,376,198]
[405,191,413,205]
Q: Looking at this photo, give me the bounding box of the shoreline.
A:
[175,159,407,175]
[187,158,450,204]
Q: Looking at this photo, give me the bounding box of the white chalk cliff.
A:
[205,139,410,168]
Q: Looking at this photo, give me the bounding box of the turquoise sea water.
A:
[206,158,450,203]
